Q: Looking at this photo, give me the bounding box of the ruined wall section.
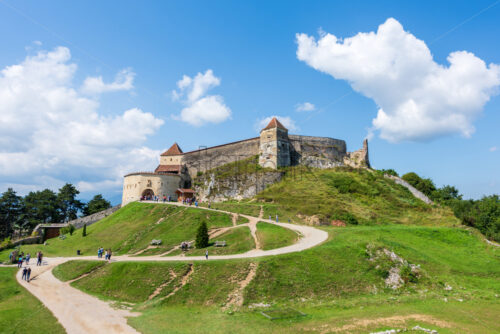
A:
[289,135,347,168]
[182,137,260,179]
[344,139,370,168]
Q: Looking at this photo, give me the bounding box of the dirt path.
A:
[17,260,140,334]
[224,262,258,309]
[17,202,328,334]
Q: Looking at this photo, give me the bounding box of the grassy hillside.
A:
[0,202,233,260]
[0,268,65,334]
[54,225,500,333]
[255,167,459,226]
[256,222,298,250]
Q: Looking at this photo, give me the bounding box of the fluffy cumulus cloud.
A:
[172,69,231,126]
[256,116,298,132]
[0,46,163,194]
[295,102,315,112]
[296,18,500,142]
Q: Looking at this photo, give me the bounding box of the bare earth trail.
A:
[16,202,328,334]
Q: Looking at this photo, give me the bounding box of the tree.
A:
[380,169,399,177]
[195,221,209,248]
[0,188,24,239]
[432,185,462,202]
[57,184,83,222]
[82,224,87,237]
[23,189,61,231]
[83,194,111,216]
[402,172,436,197]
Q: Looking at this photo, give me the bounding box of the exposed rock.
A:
[194,171,283,202]
[330,220,346,227]
[386,267,404,290]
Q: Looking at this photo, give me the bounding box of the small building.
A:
[176,188,196,202]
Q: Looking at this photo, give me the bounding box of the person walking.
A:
[205,250,208,260]
[276,214,279,223]
[36,252,42,266]
[26,253,31,265]
[27,267,31,282]
[22,267,27,281]
[9,252,12,262]
[104,250,108,260]
[18,256,23,268]
[108,250,112,261]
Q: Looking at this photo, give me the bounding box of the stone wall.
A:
[289,135,347,168]
[182,137,260,179]
[384,175,433,204]
[70,205,121,229]
[344,139,370,168]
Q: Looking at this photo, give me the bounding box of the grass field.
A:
[0,203,233,261]
[54,224,500,333]
[0,268,65,334]
[256,222,298,250]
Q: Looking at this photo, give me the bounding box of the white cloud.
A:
[296,18,500,142]
[81,68,135,94]
[256,116,298,132]
[172,69,231,126]
[0,46,163,195]
[295,102,315,112]
[490,146,498,152]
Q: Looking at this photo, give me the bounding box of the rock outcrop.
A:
[194,171,283,202]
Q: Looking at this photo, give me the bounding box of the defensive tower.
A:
[258,117,291,169]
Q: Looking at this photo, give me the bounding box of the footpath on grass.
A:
[15,201,328,334]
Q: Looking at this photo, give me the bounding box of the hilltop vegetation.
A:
[254,167,458,226]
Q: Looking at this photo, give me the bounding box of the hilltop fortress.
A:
[122,117,369,205]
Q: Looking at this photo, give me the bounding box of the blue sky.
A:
[0,0,498,203]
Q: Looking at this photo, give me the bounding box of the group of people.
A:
[10,251,43,267]
[97,247,112,261]
[181,197,198,207]
[140,195,173,202]
[21,266,32,282]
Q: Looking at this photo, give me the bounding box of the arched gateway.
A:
[141,189,155,198]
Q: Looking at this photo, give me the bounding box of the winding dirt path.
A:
[16,202,328,334]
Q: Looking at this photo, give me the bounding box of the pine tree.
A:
[195,221,209,248]
[82,223,87,237]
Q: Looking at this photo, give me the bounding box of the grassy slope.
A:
[256,167,459,226]
[54,226,500,333]
[0,268,65,334]
[180,226,256,256]
[0,203,233,260]
[256,222,298,250]
[52,260,105,282]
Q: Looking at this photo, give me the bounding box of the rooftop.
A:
[161,143,183,156]
[262,117,287,131]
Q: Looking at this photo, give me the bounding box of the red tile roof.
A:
[262,117,287,131]
[176,188,196,194]
[155,165,182,173]
[161,143,183,156]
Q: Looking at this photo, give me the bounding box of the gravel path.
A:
[15,202,328,334]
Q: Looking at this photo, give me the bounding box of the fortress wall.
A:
[182,137,260,178]
[289,135,347,164]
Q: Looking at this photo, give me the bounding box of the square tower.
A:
[259,117,291,169]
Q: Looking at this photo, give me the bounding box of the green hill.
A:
[0,203,234,259]
[200,167,458,226]
[53,225,500,333]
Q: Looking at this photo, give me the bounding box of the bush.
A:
[195,221,209,248]
[60,224,75,236]
[402,172,436,196]
[379,169,399,177]
[82,224,87,237]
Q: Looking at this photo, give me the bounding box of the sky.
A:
[0,0,499,203]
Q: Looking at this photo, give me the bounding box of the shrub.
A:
[82,224,87,237]
[195,221,209,248]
